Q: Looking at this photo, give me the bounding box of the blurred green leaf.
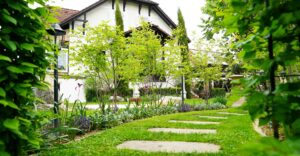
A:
[6,66,23,74]
[20,43,35,51]
[0,100,20,110]
[4,119,20,132]
[6,40,17,51]
[0,55,12,62]
[2,14,17,25]
[0,88,6,97]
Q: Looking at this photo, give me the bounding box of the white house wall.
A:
[72,0,172,34]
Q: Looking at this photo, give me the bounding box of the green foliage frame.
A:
[0,0,54,155]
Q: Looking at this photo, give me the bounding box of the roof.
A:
[58,0,176,29]
[124,24,171,39]
[55,8,79,22]
[136,0,158,5]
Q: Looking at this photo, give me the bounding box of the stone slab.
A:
[148,128,216,134]
[169,120,220,125]
[117,140,220,153]
[217,112,246,116]
[197,116,228,119]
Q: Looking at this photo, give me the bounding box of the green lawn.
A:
[41,108,260,156]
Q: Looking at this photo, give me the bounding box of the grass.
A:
[226,87,245,107]
[185,98,205,105]
[40,108,260,156]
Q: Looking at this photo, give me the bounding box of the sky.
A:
[49,0,208,38]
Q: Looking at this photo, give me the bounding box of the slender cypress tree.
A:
[177,8,192,99]
[115,0,124,31]
[115,0,129,97]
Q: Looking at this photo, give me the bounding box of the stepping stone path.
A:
[169,120,220,125]
[217,112,246,116]
[116,113,231,153]
[148,128,216,134]
[117,141,220,153]
[197,116,228,119]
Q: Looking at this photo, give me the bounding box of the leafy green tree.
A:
[121,22,163,83]
[190,40,223,104]
[120,22,168,103]
[177,8,192,99]
[0,0,55,155]
[70,22,126,106]
[203,0,300,143]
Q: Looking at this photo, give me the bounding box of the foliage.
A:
[120,22,163,83]
[177,104,192,112]
[176,8,192,98]
[203,0,300,149]
[0,0,56,155]
[211,88,226,97]
[190,49,223,103]
[241,138,300,156]
[212,96,227,105]
[70,22,126,106]
[84,83,132,102]
[139,87,180,96]
[115,0,124,32]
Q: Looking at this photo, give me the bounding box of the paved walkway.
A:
[232,97,246,107]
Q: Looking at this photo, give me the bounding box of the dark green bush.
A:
[139,88,180,96]
[85,88,133,102]
[211,88,226,97]
[212,96,227,105]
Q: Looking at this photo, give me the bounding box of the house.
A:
[49,0,177,102]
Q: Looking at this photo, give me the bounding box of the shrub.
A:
[72,116,92,132]
[178,104,192,112]
[211,88,226,97]
[207,103,227,110]
[85,87,133,102]
[194,104,207,111]
[139,88,180,96]
[212,96,227,105]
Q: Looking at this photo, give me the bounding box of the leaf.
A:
[0,151,10,156]
[20,43,35,51]
[2,14,17,25]
[6,66,23,74]
[21,62,38,68]
[0,88,6,97]
[3,119,19,131]
[292,119,300,133]
[0,55,12,62]
[6,40,17,51]
[19,66,34,74]
[0,100,20,110]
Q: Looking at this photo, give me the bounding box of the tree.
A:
[115,0,124,31]
[120,22,165,103]
[115,0,129,98]
[190,50,223,104]
[0,0,55,155]
[177,8,192,99]
[203,0,300,145]
[70,22,126,108]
